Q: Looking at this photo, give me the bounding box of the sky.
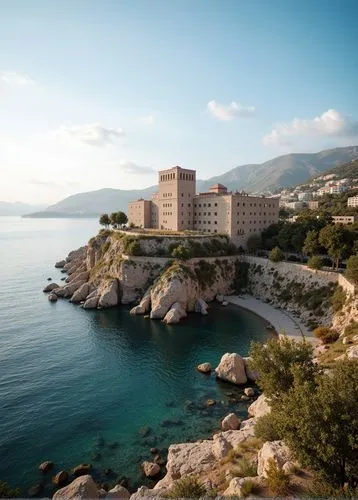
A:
[0,0,358,205]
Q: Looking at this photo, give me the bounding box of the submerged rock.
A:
[215,353,247,385]
[72,463,92,477]
[28,483,44,497]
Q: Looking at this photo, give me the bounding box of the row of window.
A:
[160,172,195,182]
[236,202,274,208]
[194,202,217,207]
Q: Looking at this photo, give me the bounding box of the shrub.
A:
[266,459,291,496]
[313,326,339,344]
[166,476,206,498]
[240,479,255,497]
[345,254,358,284]
[254,414,281,442]
[125,240,142,256]
[171,244,192,260]
[331,286,346,312]
[308,255,323,270]
[269,246,284,262]
[231,456,257,478]
[0,481,20,498]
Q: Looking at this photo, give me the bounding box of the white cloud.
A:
[0,71,36,86]
[263,109,358,147]
[118,160,155,175]
[207,100,255,121]
[139,115,155,125]
[53,123,125,147]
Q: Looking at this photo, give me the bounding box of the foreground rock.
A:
[106,484,131,499]
[221,413,240,431]
[248,393,270,418]
[257,440,291,477]
[43,283,59,293]
[142,461,160,477]
[53,475,99,499]
[197,362,212,373]
[215,353,247,385]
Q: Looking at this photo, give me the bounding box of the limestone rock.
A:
[48,293,58,302]
[216,294,224,303]
[72,463,92,476]
[54,278,87,298]
[163,302,187,324]
[342,337,352,345]
[98,279,119,308]
[244,387,255,397]
[221,413,240,431]
[55,260,66,268]
[39,460,53,473]
[83,296,99,309]
[52,471,68,487]
[282,461,298,474]
[243,356,259,382]
[130,486,168,500]
[197,362,211,373]
[106,484,131,499]
[248,394,270,418]
[67,270,89,284]
[130,288,152,315]
[53,475,99,499]
[212,433,233,459]
[347,345,358,359]
[257,441,291,478]
[215,353,247,385]
[223,477,258,497]
[71,282,91,303]
[43,283,59,293]
[194,298,208,315]
[142,461,160,477]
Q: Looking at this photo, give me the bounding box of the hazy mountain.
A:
[24,146,358,217]
[0,201,45,216]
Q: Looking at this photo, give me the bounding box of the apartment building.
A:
[128,166,279,245]
[332,215,358,225]
[347,195,358,208]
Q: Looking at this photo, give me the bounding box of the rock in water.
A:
[83,296,99,309]
[244,387,255,397]
[163,302,187,324]
[39,460,53,473]
[52,471,68,487]
[43,282,59,293]
[142,461,160,477]
[197,362,212,374]
[28,483,44,497]
[72,463,92,476]
[98,279,119,308]
[106,484,131,499]
[215,353,247,385]
[55,260,66,268]
[221,413,240,431]
[48,293,58,302]
[53,475,99,499]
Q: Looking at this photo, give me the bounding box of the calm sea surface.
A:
[0,217,270,495]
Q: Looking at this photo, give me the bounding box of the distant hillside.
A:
[0,201,45,216]
[24,146,358,217]
[324,157,358,180]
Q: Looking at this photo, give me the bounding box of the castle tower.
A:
[157,166,196,231]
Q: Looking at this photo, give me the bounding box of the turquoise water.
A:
[0,217,270,495]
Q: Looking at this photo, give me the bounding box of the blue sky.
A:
[0,0,358,204]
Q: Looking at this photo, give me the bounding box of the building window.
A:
[214,212,217,216]
[237,202,240,206]
[214,221,217,224]
[215,203,217,206]
[181,193,184,197]
[208,203,211,207]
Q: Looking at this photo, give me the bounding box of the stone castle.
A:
[128,166,279,245]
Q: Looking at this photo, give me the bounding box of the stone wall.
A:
[338,273,356,296]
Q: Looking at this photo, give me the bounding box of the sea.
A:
[0,216,271,495]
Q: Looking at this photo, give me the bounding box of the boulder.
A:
[212,433,233,459]
[67,270,89,284]
[54,279,87,298]
[221,413,240,431]
[194,298,208,315]
[223,477,258,497]
[248,394,270,418]
[243,357,259,382]
[53,475,99,499]
[39,460,53,473]
[48,293,58,302]
[43,283,59,293]
[52,471,68,487]
[83,296,99,309]
[98,279,119,308]
[244,387,255,397]
[197,362,212,374]
[55,260,66,268]
[106,484,131,499]
[215,353,247,385]
[130,486,168,500]
[71,282,91,303]
[28,483,44,497]
[142,461,160,477]
[216,294,224,303]
[347,345,358,359]
[163,302,187,324]
[342,337,352,345]
[257,441,291,478]
[72,463,92,476]
[130,288,152,315]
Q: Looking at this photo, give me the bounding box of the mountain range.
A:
[8,145,358,217]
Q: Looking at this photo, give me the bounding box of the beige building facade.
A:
[128,166,279,245]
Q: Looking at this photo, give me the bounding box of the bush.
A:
[313,326,339,344]
[345,254,358,284]
[231,456,257,478]
[254,414,281,442]
[269,246,284,262]
[331,286,346,312]
[266,459,291,496]
[171,244,192,260]
[125,240,142,256]
[0,481,20,498]
[166,476,206,498]
[240,479,255,497]
[308,255,323,270]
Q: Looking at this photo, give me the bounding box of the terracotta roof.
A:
[210,183,227,189]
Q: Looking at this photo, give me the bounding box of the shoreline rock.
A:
[215,353,247,385]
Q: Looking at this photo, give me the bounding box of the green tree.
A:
[171,244,192,260]
[116,211,128,226]
[274,361,358,488]
[246,233,262,254]
[345,254,358,284]
[319,225,349,269]
[307,255,323,270]
[99,213,110,228]
[269,246,284,262]
[249,336,317,401]
[303,230,320,256]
